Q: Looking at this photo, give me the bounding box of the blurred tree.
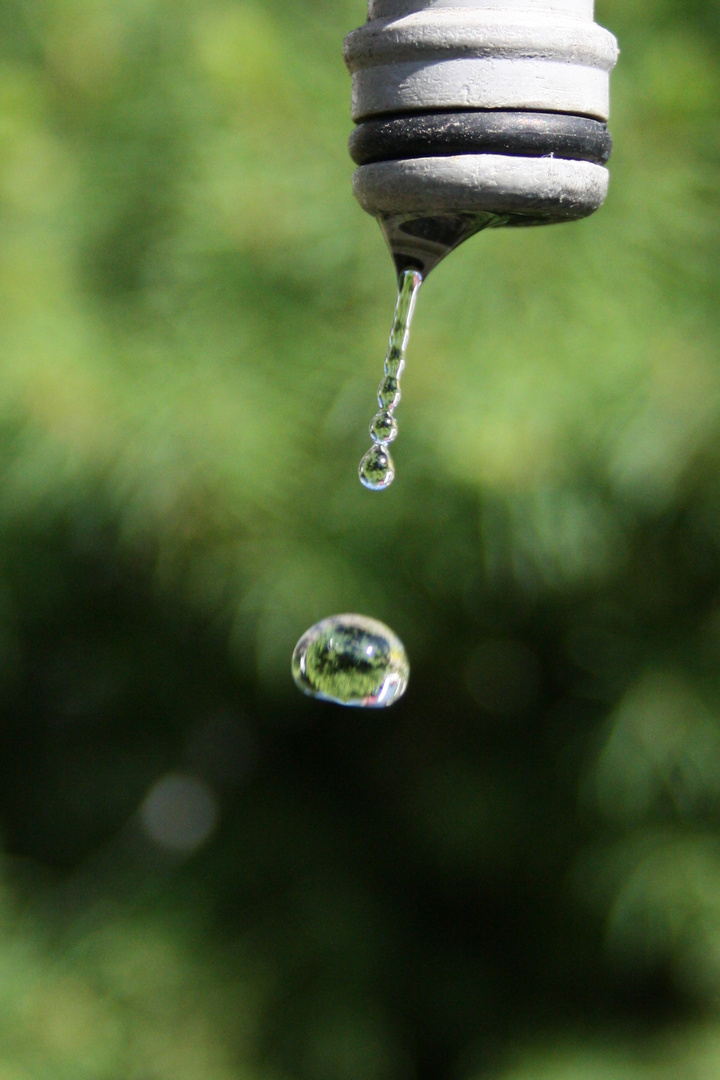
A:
[0,0,718,1078]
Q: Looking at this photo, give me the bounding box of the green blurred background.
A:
[0,0,718,1076]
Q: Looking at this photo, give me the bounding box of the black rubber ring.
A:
[349,111,613,167]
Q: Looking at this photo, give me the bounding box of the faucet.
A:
[345,0,618,277]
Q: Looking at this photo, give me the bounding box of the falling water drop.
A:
[292,614,410,708]
[359,443,395,490]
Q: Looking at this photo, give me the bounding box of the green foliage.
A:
[0,0,718,1077]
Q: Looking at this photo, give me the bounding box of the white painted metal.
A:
[369,0,594,17]
[345,13,617,67]
[353,155,609,218]
[351,57,611,122]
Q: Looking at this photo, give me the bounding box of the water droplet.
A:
[370,410,398,444]
[385,345,404,379]
[359,444,394,490]
[378,376,401,411]
[359,268,422,491]
[292,614,409,708]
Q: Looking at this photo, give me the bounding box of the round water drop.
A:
[370,410,398,444]
[359,444,395,490]
[292,614,409,708]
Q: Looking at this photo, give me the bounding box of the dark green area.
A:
[0,0,719,1077]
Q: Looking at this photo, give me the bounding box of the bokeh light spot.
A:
[140,773,219,854]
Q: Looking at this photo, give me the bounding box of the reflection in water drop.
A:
[370,410,398,444]
[359,443,395,490]
[378,376,401,411]
[292,613,409,708]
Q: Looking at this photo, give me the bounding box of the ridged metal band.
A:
[345,14,617,70]
[369,0,595,17]
[345,7,618,122]
[352,155,609,223]
[352,58,611,122]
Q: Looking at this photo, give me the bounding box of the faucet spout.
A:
[345,0,618,273]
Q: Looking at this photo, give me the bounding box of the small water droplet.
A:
[370,410,398,444]
[378,376,401,411]
[292,614,409,708]
[385,346,404,379]
[359,444,394,490]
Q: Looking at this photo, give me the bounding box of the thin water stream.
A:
[358,266,422,491]
[359,211,505,492]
